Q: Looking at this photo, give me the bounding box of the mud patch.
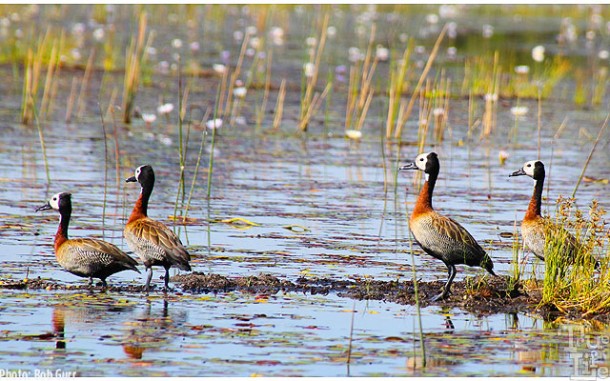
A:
[1,273,540,318]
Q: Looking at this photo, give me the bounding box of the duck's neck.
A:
[525,176,544,220]
[413,172,437,215]
[128,185,151,223]
[55,208,70,252]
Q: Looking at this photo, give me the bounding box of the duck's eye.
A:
[526,164,531,167]
[419,158,425,161]
[53,197,57,201]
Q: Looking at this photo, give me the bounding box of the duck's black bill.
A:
[399,162,418,171]
[36,202,52,212]
[125,176,137,183]
[509,168,526,177]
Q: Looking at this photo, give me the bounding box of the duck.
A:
[124,165,191,291]
[400,152,496,301]
[36,192,140,287]
[509,160,593,265]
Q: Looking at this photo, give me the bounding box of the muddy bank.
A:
[0,273,543,318]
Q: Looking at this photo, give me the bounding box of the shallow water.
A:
[1,4,610,377]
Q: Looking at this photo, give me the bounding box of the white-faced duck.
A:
[36,192,140,287]
[124,165,191,291]
[509,160,597,267]
[400,152,496,301]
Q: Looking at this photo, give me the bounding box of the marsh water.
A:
[1,4,609,377]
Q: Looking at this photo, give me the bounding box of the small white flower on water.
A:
[246,25,257,36]
[447,22,458,39]
[327,26,337,38]
[345,129,362,140]
[270,26,284,39]
[171,38,183,49]
[233,30,244,42]
[586,30,596,41]
[190,41,200,51]
[303,62,315,78]
[484,93,498,102]
[599,50,609,60]
[425,14,439,25]
[432,108,445,117]
[348,47,363,63]
[93,27,104,41]
[0,18,10,28]
[233,86,247,99]
[514,65,530,75]
[447,46,457,58]
[71,48,82,61]
[415,45,426,55]
[158,134,172,146]
[510,106,529,117]
[498,150,509,165]
[157,103,174,115]
[532,45,545,62]
[213,64,226,74]
[142,113,157,124]
[72,22,85,36]
[439,5,458,19]
[399,33,408,43]
[482,24,494,39]
[375,45,389,61]
[306,37,317,47]
[158,61,170,74]
[206,118,223,130]
[146,47,157,56]
[246,48,255,57]
[250,37,261,49]
[234,116,247,126]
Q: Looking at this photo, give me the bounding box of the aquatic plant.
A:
[122,11,152,124]
[298,13,330,132]
[385,40,413,139]
[345,23,377,136]
[393,24,447,140]
[272,79,287,130]
[539,197,609,317]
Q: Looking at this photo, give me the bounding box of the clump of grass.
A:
[345,24,378,134]
[539,197,610,317]
[385,40,413,139]
[122,11,153,124]
[393,24,447,140]
[22,29,60,125]
[298,13,331,132]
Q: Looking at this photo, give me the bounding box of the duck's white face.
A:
[414,152,429,171]
[48,192,62,210]
[522,160,538,177]
[135,165,144,180]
